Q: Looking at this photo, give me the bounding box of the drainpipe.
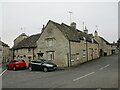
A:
[33,48,34,60]
[13,49,15,59]
[86,39,88,62]
[98,44,100,58]
[68,40,71,67]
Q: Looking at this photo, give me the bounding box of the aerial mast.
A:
[68,11,72,24]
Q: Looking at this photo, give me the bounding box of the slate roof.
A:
[50,20,98,44]
[0,41,9,47]
[14,33,28,41]
[99,37,111,45]
[110,43,118,46]
[12,33,41,50]
[117,38,120,45]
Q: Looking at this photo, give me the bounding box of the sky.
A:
[0,1,118,47]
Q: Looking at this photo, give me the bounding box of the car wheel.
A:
[29,67,33,71]
[43,67,48,72]
[13,66,17,71]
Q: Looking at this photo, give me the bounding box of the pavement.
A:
[1,55,119,89]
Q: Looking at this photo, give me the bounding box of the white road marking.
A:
[99,64,110,70]
[0,69,7,76]
[73,72,95,81]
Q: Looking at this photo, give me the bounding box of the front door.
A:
[47,51,54,62]
[89,48,93,60]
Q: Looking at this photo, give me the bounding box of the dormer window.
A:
[91,38,94,43]
[28,48,31,52]
[83,37,86,43]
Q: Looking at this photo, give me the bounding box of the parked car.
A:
[28,59,57,72]
[6,59,26,71]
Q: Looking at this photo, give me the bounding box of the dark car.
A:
[28,59,57,72]
[6,59,26,71]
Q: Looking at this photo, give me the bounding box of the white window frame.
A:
[83,50,86,58]
[83,37,86,43]
[46,39,53,47]
[47,51,54,61]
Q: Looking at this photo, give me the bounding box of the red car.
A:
[6,59,26,71]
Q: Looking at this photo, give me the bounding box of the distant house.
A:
[94,31,112,56]
[111,41,118,55]
[12,33,41,65]
[0,41,10,63]
[37,20,99,67]
[117,38,120,52]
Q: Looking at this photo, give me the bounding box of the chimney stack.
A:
[94,30,98,37]
[84,26,88,34]
[42,25,45,32]
[70,22,76,29]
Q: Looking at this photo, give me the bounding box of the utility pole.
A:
[95,25,98,31]
[68,11,72,24]
[21,27,25,33]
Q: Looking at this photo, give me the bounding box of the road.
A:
[2,55,118,89]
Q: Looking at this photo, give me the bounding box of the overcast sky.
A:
[1,2,118,47]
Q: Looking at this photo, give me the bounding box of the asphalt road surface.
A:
[2,55,118,88]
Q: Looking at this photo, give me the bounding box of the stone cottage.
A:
[12,33,41,65]
[37,20,99,67]
[0,41,10,63]
[94,31,112,56]
[111,41,119,55]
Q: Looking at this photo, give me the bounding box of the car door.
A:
[36,60,43,70]
[31,61,37,70]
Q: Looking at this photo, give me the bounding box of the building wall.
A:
[14,34,28,46]
[37,22,100,67]
[2,46,10,63]
[70,40,87,66]
[0,44,2,63]
[111,45,118,54]
[94,36,111,56]
[9,49,13,60]
[37,22,70,67]
[14,48,39,66]
[70,41,99,66]
[87,42,99,61]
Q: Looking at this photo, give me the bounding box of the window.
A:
[16,50,18,54]
[83,50,86,57]
[47,51,54,61]
[28,57,32,61]
[83,37,86,43]
[95,49,97,55]
[91,38,94,43]
[28,48,31,52]
[77,55,79,60]
[76,53,79,60]
[47,39,53,47]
